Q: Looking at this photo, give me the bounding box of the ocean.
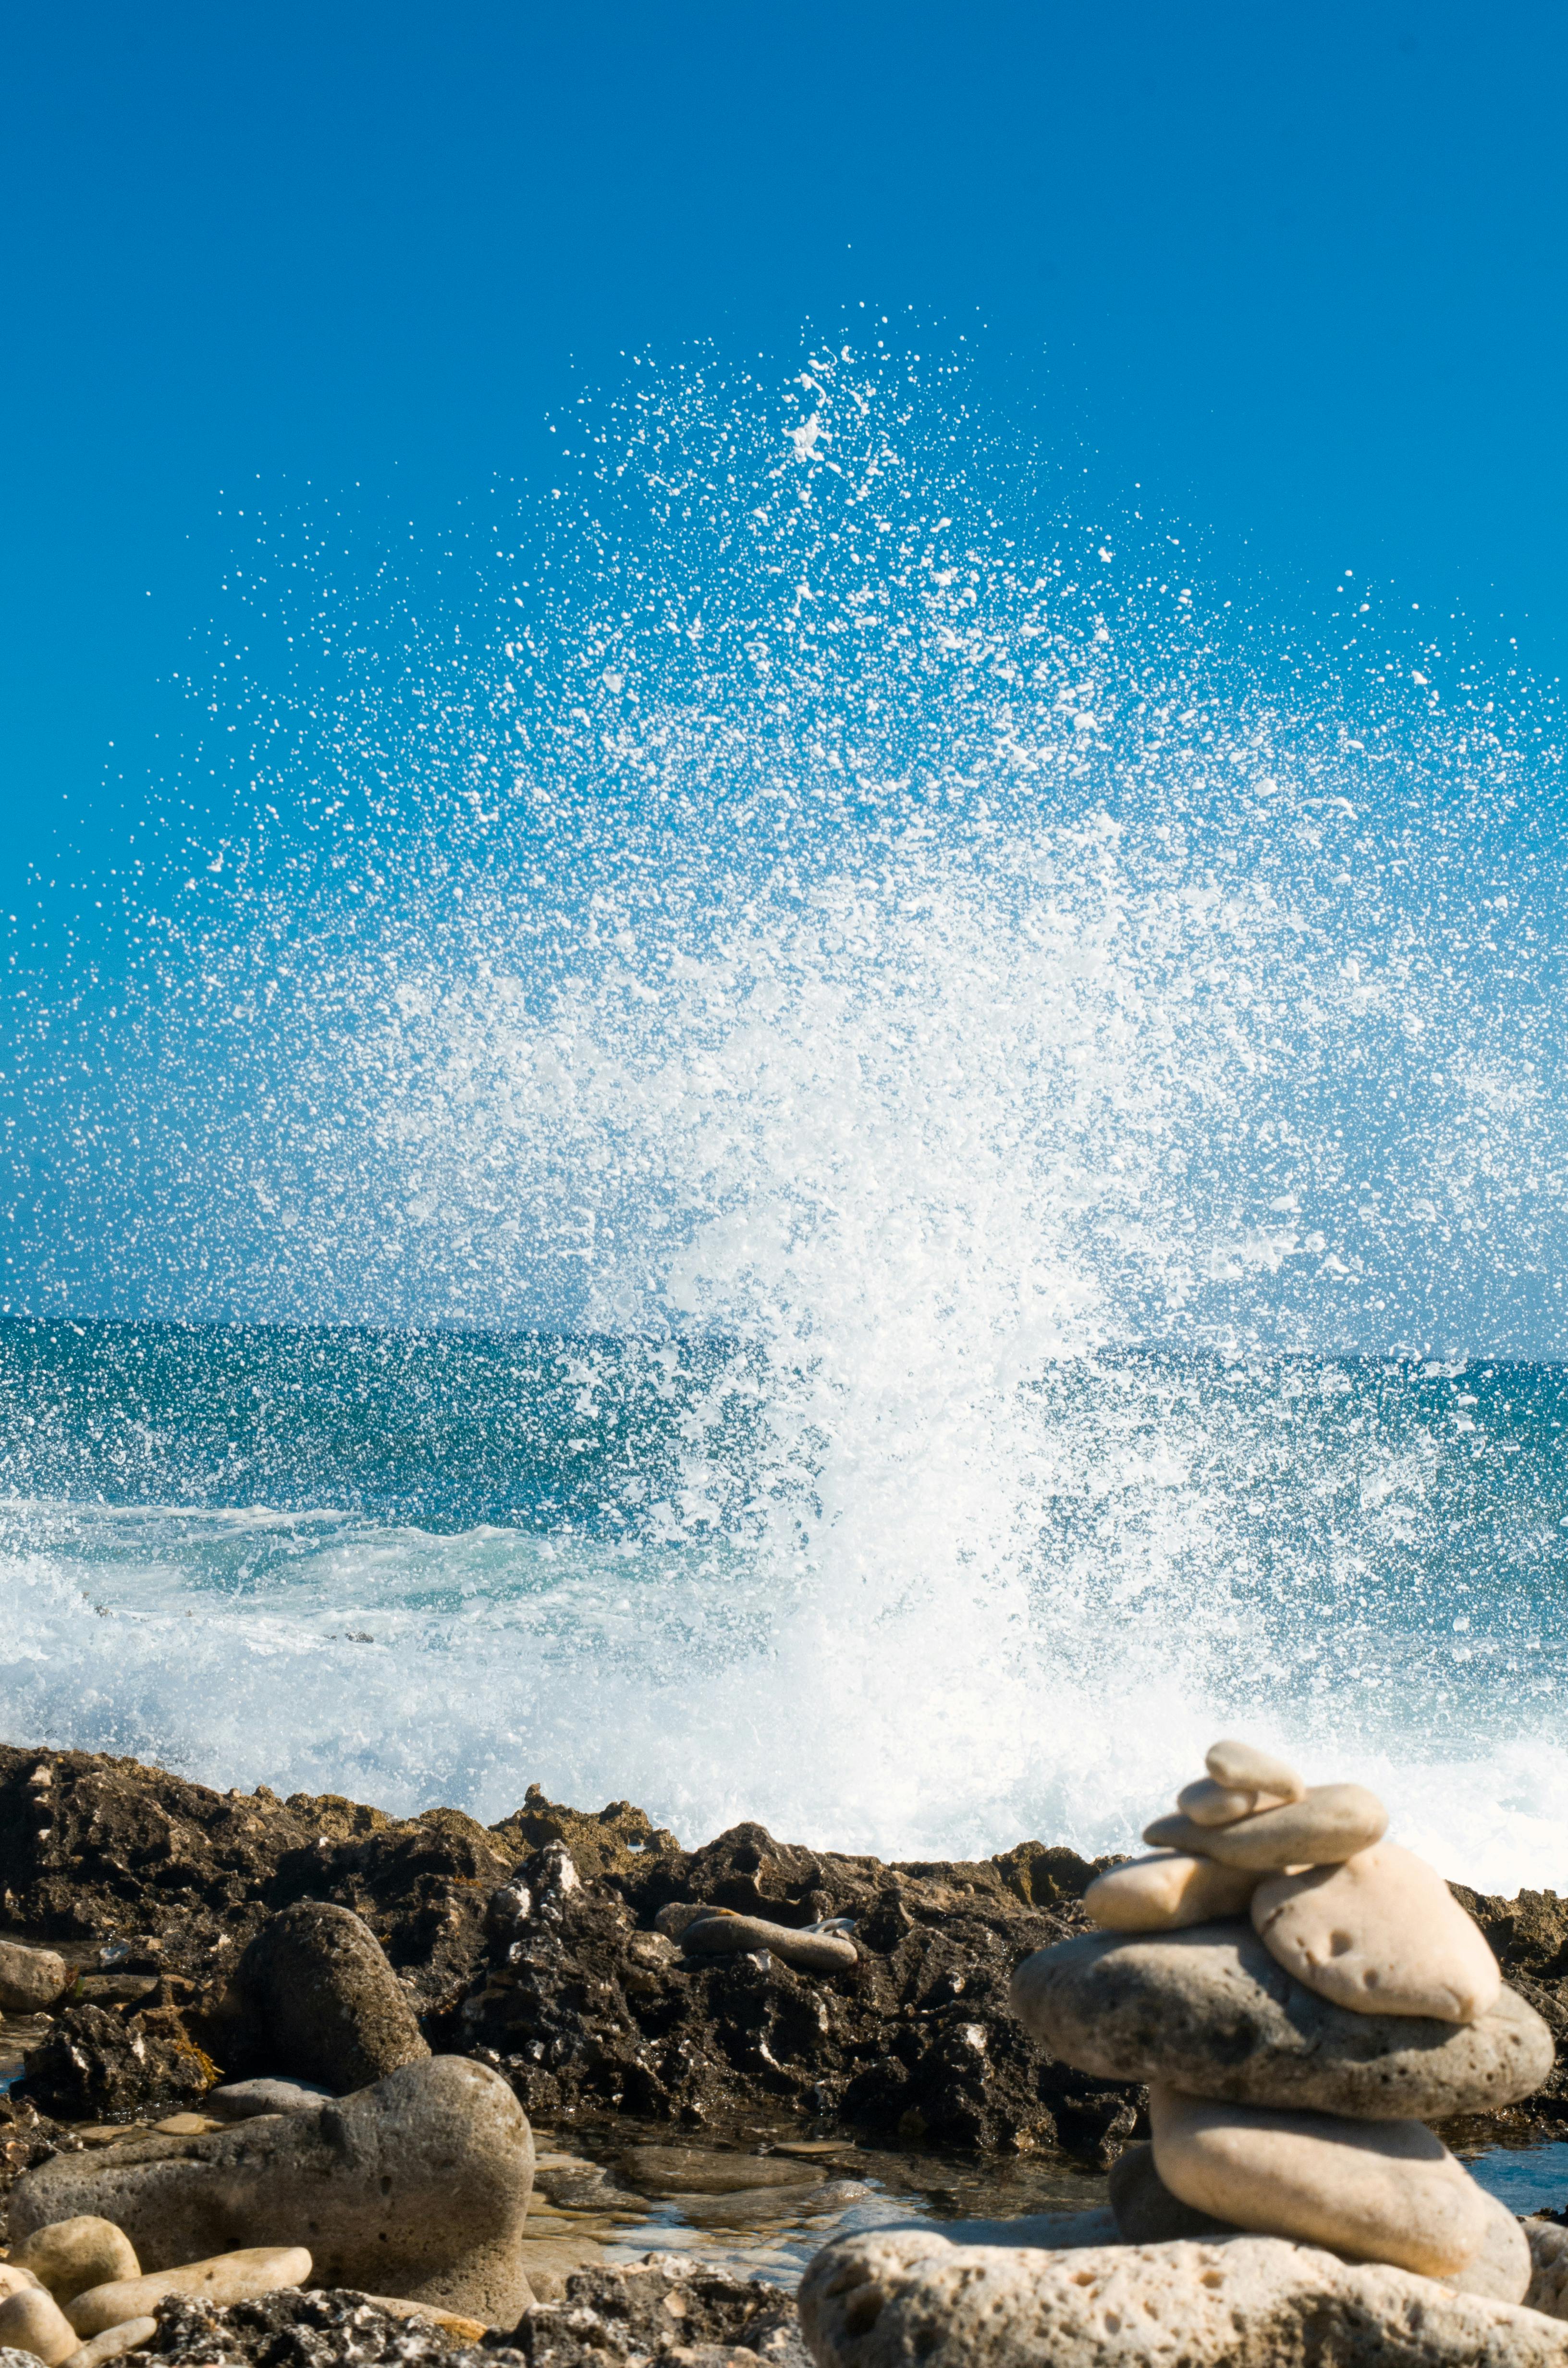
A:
[3,1319,1565,1891]
[2,344,1565,1892]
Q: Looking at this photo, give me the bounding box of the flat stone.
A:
[1206,1739,1305,1800]
[8,2056,534,2327]
[0,2286,78,2366]
[1252,1844,1502,2023]
[1149,2084,1494,2277]
[1146,1784,1388,1869]
[10,2220,140,2306]
[203,2078,334,2121]
[354,2295,492,2341]
[0,1940,71,2014]
[798,2229,1568,2368]
[1179,1778,1288,1826]
[680,1913,857,1973]
[58,2316,159,2368]
[1085,1853,1260,1931]
[1108,2145,1527,2304]
[67,2248,311,2340]
[1007,1922,1553,2118]
[233,1902,429,2095]
[620,2145,820,2195]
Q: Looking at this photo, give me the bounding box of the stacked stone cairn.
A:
[1008,1737,1556,2302]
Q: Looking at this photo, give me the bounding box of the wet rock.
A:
[9,2057,534,2327]
[22,2005,219,2122]
[1010,1923,1554,2118]
[203,2078,332,2121]
[798,2229,1568,2368]
[618,2146,821,2196]
[0,1942,70,2014]
[11,2217,140,2306]
[234,1903,429,2094]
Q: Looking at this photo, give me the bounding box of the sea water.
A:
[1,339,1564,1888]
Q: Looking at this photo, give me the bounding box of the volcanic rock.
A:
[234,1901,429,2093]
[8,2057,535,2326]
[1009,1921,1553,2116]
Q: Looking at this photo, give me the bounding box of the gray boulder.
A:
[798,2230,1568,2368]
[234,1901,429,2094]
[1009,1923,1553,2119]
[7,2057,534,2326]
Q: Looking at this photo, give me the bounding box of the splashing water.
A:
[1,339,1565,1887]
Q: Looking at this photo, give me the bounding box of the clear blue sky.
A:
[3,0,1564,895]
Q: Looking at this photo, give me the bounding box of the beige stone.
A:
[0,2270,45,2302]
[66,2246,311,2339]
[58,2319,159,2368]
[0,2285,78,2366]
[1252,1843,1502,2023]
[1148,2084,1492,2277]
[1178,1776,1287,1826]
[1206,1739,1305,1799]
[0,1941,72,2016]
[1446,2191,1532,2305]
[1084,1852,1260,1931]
[11,2221,140,2307]
[798,2229,1568,2368]
[1146,1783,1387,1869]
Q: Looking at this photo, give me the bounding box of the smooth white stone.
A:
[1148,2083,1494,2278]
[58,2319,159,2368]
[65,2248,311,2339]
[0,2287,79,2367]
[1085,1853,1260,1932]
[1252,1843,1502,2023]
[1145,1783,1387,1870]
[1178,1776,1292,1826]
[1206,1739,1306,1799]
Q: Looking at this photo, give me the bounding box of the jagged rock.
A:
[1011,1923,1554,2118]
[22,2004,219,2121]
[234,1902,429,2093]
[8,2058,535,2326]
[798,2229,1568,2368]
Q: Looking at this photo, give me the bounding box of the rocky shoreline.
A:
[4,1740,1568,2366]
[5,1744,1568,2172]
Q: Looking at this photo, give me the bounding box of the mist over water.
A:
[2,340,1566,1887]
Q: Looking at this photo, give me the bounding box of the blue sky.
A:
[1,3,1565,1346]
[4,0,1563,892]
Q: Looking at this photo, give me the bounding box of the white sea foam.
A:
[2,339,1564,1889]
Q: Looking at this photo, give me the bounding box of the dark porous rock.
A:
[9,2056,535,2326]
[235,1901,430,2093]
[147,2288,506,2368]
[22,2000,219,2121]
[139,2259,805,2368]
[1109,2140,1242,2242]
[1011,1922,1555,2121]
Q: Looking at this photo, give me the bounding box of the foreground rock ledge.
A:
[798,2231,1568,2368]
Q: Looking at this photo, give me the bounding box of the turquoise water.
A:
[2,1319,1565,1887]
